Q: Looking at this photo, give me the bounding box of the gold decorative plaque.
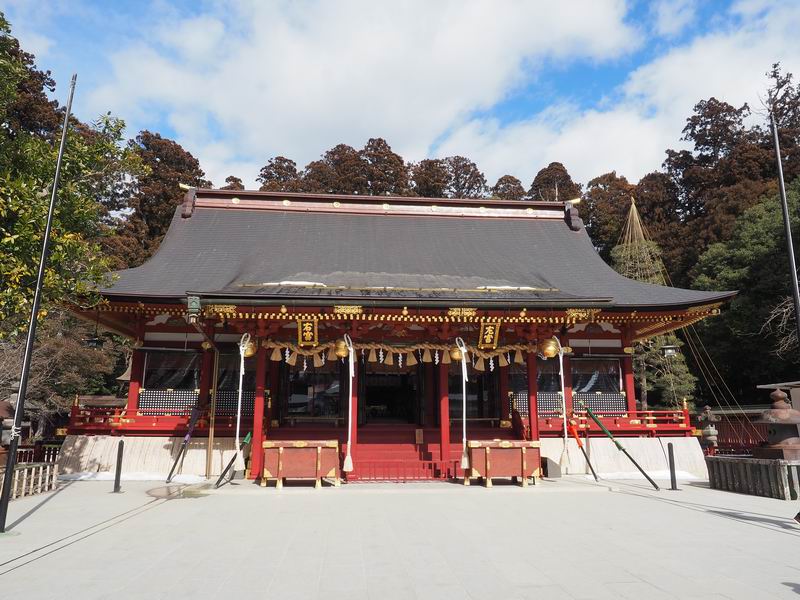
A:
[448,307,477,317]
[333,305,363,315]
[297,318,319,347]
[205,304,237,316]
[478,320,502,350]
[565,308,601,322]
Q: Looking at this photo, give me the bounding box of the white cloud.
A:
[85,0,639,187]
[652,0,696,38]
[437,1,800,188]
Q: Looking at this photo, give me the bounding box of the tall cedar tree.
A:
[303,144,369,194]
[258,156,303,192]
[491,175,526,200]
[411,159,450,197]
[582,172,635,259]
[444,156,486,198]
[221,175,244,190]
[529,162,581,202]
[359,138,410,195]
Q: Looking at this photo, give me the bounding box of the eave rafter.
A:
[88,299,724,342]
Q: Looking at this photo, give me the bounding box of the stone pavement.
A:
[0,477,798,599]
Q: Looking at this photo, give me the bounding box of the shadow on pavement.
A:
[6,481,74,531]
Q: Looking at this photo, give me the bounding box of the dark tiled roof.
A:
[102,198,734,310]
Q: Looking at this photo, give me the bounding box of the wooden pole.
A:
[204,349,220,479]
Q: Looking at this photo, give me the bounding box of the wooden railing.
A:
[16,443,61,464]
[0,463,59,500]
[351,459,459,481]
[535,408,692,437]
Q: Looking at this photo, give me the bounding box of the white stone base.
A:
[539,436,708,479]
[57,435,238,479]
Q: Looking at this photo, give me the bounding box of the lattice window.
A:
[572,392,626,415]
[214,390,255,416]
[537,392,563,416]
[510,391,565,416]
[511,391,528,417]
[138,389,198,416]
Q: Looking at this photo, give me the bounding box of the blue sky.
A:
[3,0,799,188]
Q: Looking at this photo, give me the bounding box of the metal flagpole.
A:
[0,74,77,532]
[770,112,800,349]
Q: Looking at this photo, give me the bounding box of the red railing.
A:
[70,403,693,439]
[534,408,692,438]
[348,459,460,481]
[67,404,245,437]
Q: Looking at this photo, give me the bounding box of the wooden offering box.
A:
[261,440,341,489]
[465,440,541,487]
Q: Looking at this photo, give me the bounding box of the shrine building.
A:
[64,188,734,484]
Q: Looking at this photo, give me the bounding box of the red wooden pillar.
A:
[562,355,574,415]
[425,363,436,426]
[526,352,539,440]
[267,360,280,434]
[250,345,267,479]
[438,362,450,461]
[499,365,510,420]
[347,359,359,466]
[622,354,636,413]
[126,349,144,413]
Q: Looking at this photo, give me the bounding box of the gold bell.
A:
[449,346,463,362]
[539,337,560,359]
[243,339,257,358]
[334,339,349,358]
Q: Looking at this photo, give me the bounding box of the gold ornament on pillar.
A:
[539,337,560,359]
[334,339,349,358]
[243,338,258,358]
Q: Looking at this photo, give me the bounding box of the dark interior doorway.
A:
[364,369,418,423]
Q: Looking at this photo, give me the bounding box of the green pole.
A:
[581,402,660,491]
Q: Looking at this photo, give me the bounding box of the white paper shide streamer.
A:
[234,333,249,471]
[456,337,470,470]
[343,333,355,472]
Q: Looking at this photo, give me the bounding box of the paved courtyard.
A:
[0,476,798,599]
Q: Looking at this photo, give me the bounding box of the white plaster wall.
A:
[540,436,707,479]
[58,435,238,478]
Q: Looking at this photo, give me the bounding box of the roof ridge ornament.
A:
[180,184,197,218]
[565,203,583,231]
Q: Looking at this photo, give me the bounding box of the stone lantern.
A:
[752,389,800,460]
